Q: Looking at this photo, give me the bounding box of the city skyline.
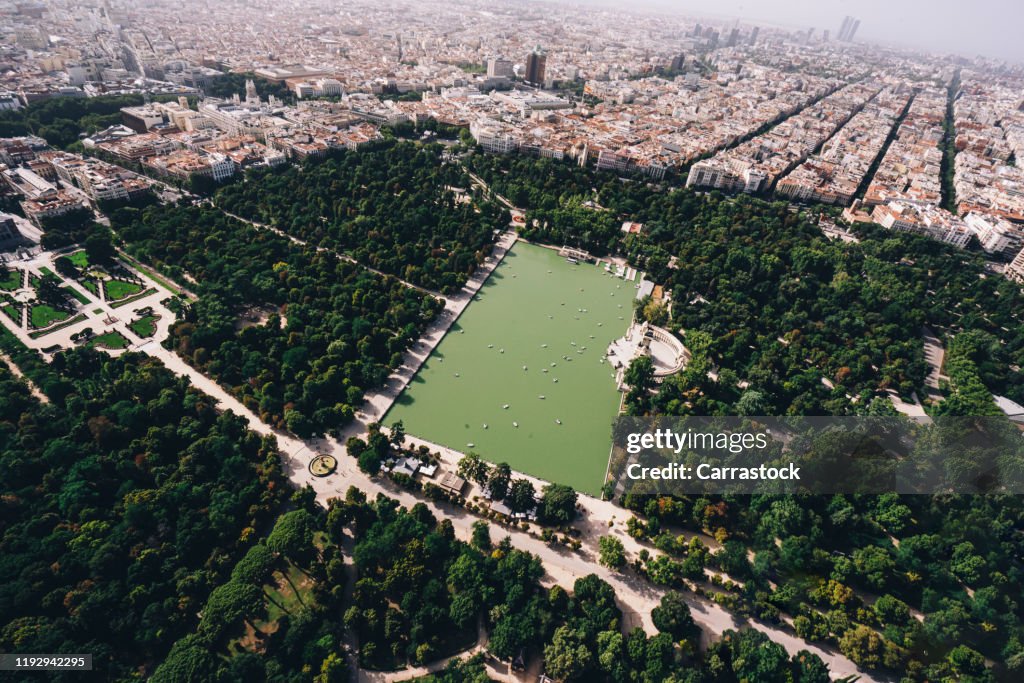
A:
[573,0,1024,65]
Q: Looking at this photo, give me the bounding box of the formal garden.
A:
[56,249,153,305]
[128,308,160,338]
[87,330,131,350]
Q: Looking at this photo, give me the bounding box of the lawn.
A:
[0,269,21,291]
[263,563,312,624]
[81,280,99,296]
[89,331,130,350]
[67,251,90,269]
[386,242,631,495]
[30,304,71,329]
[231,562,314,653]
[2,302,19,322]
[129,314,158,338]
[39,267,57,279]
[104,279,144,301]
[63,286,89,305]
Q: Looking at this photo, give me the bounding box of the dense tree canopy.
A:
[0,94,147,148]
[0,350,286,678]
[111,203,443,436]
[215,141,507,293]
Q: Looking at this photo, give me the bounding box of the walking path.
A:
[0,252,177,357]
[0,351,48,403]
[922,326,947,401]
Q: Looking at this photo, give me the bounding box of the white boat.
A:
[566,257,578,265]
[483,424,488,429]
[550,362,556,367]
[538,395,545,399]
[454,372,460,377]
[503,404,510,409]
[468,443,475,447]
[513,422,519,428]
[522,365,528,371]
[555,419,562,425]
[541,343,548,348]
[553,378,558,383]
[499,348,505,353]
[488,344,494,348]
[542,368,549,373]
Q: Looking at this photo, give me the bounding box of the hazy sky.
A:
[570,0,1023,64]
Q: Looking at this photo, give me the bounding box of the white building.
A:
[872,202,972,249]
[470,120,519,154]
[964,212,1024,257]
[1006,247,1024,284]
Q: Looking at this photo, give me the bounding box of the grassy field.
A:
[0,269,22,291]
[118,253,191,299]
[2,302,19,322]
[67,251,90,269]
[28,314,86,339]
[129,314,158,338]
[386,242,631,495]
[232,561,314,653]
[103,279,144,301]
[63,286,89,305]
[30,304,71,328]
[81,280,99,296]
[89,331,130,350]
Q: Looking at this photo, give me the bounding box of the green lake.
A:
[386,241,633,495]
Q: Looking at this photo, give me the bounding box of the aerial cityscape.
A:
[0,0,1023,681]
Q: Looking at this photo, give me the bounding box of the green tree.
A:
[84,228,116,264]
[838,625,887,669]
[150,635,221,683]
[651,591,696,641]
[488,462,512,500]
[624,355,655,392]
[199,580,265,640]
[470,520,491,551]
[507,478,537,513]
[598,536,626,570]
[540,483,578,525]
[543,625,593,681]
[266,509,316,563]
[231,542,277,585]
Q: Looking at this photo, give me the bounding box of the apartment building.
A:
[872,201,972,248]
